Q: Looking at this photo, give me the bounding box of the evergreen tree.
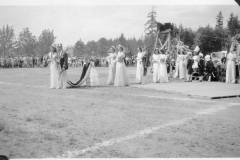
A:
[216,11,223,28]
[118,33,127,47]
[144,6,158,53]
[227,13,240,36]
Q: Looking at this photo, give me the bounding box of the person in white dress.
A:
[48,44,60,89]
[152,48,160,82]
[183,52,189,79]
[114,45,129,87]
[107,46,117,85]
[174,52,180,78]
[179,51,186,79]
[226,44,238,83]
[136,47,144,83]
[158,50,169,83]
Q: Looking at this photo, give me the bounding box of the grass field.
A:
[0,67,240,158]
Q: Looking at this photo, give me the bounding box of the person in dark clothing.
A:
[185,52,194,82]
[198,53,205,82]
[141,47,151,84]
[205,55,215,81]
[221,53,227,64]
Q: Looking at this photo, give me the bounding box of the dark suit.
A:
[59,51,68,70]
[142,52,150,76]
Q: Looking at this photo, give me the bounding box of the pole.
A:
[168,32,173,77]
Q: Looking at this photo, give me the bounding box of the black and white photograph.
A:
[0,0,240,158]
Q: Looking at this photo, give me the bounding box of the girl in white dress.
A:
[179,52,186,79]
[107,46,117,85]
[183,52,189,79]
[226,44,238,83]
[152,48,160,82]
[174,52,180,78]
[158,50,169,83]
[114,45,129,87]
[48,45,60,89]
[136,47,144,83]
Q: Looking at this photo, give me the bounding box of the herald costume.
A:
[142,51,150,83]
[58,50,69,89]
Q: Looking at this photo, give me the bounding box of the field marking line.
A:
[58,105,231,158]
[1,81,240,106]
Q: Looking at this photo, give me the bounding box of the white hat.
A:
[199,53,203,57]
[205,55,210,61]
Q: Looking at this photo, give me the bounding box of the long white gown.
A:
[226,52,237,83]
[174,54,180,78]
[152,54,160,82]
[179,55,186,79]
[158,54,169,83]
[136,52,144,83]
[114,51,129,87]
[107,53,117,85]
[183,55,188,78]
[49,52,60,89]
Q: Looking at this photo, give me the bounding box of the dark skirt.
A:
[198,68,204,76]
[188,68,193,75]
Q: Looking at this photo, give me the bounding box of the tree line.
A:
[0,26,56,57]
[0,9,239,58]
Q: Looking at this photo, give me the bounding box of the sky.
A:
[0,0,239,47]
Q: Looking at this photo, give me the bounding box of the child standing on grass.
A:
[185,52,194,82]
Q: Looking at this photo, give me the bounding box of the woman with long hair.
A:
[48,44,60,89]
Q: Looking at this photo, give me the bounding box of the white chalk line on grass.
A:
[58,105,231,158]
[1,81,240,106]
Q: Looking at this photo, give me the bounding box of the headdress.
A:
[118,44,124,51]
[56,43,63,49]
